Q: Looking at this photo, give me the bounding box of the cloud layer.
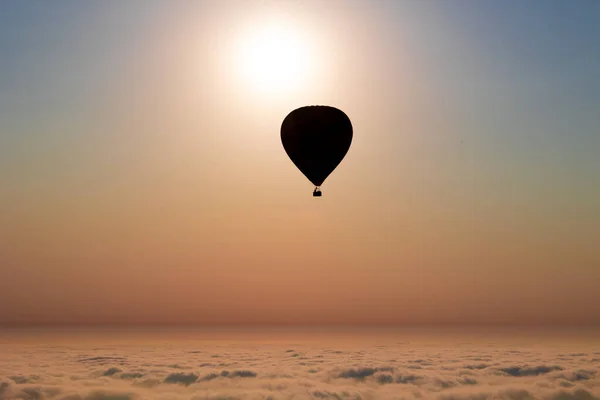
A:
[1,329,599,400]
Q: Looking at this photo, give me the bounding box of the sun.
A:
[233,18,315,96]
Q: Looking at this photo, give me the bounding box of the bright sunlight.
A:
[233,18,316,96]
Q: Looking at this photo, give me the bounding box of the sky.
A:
[1,0,599,327]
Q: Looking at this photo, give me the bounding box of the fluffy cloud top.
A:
[1,329,599,400]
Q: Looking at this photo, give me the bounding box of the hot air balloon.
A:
[281,105,353,196]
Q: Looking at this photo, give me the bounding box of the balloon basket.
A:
[313,187,322,197]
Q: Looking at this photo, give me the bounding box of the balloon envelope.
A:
[281,105,353,188]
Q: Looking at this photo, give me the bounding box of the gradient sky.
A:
[1,0,599,327]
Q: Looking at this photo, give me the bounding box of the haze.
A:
[1,0,599,328]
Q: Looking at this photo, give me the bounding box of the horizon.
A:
[3,322,600,330]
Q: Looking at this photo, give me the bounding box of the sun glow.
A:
[234,18,315,96]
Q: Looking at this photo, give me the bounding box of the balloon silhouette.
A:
[281,105,353,197]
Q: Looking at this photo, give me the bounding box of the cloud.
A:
[557,370,597,382]
[163,372,198,386]
[397,374,422,384]
[103,368,122,377]
[0,381,10,395]
[0,384,62,400]
[78,357,126,365]
[338,367,396,380]
[312,390,345,398]
[201,373,219,382]
[229,370,257,378]
[548,389,598,400]
[377,374,394,384]
[1,330,599,400]
[8,375,40,384]
[465,365,490,370]
[61,391,136,400]
[118,373,144,380]
[459,377,478,385]
[133,378,160,388]
[498,366,564,377]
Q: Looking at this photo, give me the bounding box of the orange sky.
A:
[1,1,599,327]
